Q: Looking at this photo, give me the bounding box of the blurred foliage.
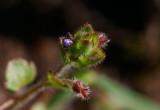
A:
[31,102,47,110]
[5,59,36,92]
[0,0,160,109]
[31,69,160,110]
[47,91,73,110]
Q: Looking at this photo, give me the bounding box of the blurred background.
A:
[0,0,160,110]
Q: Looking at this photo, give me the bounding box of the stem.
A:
[61,79,74,84]
[6,78,49,110]
[0,64,72,110]
[0,99,14,110]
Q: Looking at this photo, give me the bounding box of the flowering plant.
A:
[60,24,109,68]
[0,24,109,110]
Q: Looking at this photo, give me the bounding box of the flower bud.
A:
[59,24,109,68]
[63,39,73,49]
[72,80,90,99]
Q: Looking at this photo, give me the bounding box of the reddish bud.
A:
[98,33,110,48]
[72,80,90,99]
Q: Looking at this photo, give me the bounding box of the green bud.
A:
[59,24,109,68]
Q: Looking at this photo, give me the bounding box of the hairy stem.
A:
[0,64,72,110]
[6,78,49,110]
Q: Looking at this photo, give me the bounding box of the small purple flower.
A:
[63,39,73,49]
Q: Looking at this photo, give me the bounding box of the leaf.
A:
[75,40,92,55]
[47,90,73,110]
[94,75,160,110]
[5,58,36,92]
[60,52,71,64]
[91,33,99,48]
[74,24,94,39]
[74,70,160,110]
[48,71,69,89]
[46,70,160,110]
[73,48,105,68]
[31,102,47,110]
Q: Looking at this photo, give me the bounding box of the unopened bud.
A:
[72,80,90,99]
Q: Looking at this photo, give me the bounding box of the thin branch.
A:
[0,99,14,110]
[0,64,72,110]
[61,79,74,84]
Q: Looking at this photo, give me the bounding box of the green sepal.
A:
[73,48,105,68]
[74,24,94,39]
[48,71,69,89]
[72,57,88,68]
[87,48,105,62]
[80,34,91,40]
[75,40,92,56]
[60,51,70,64]
[91,33,99,48]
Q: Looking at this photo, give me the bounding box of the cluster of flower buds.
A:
[72,80,90,99]
[59,24,109,68]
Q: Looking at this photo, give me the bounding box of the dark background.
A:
[0,0,160,109]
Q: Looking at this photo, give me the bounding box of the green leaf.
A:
[47,90,73,110]
[31,102,47,110]
[45,69,160,110]
[75,70,160,110]
[91,33,99,48]
[73,48,105,68]
[95,75,160,110]
[75,40,92,55]
[72,57,88,68]
[74,24,94,39]
[48,71,69,89]
[60,52,70,63]
[5,58,36,92]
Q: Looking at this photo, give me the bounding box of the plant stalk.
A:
[0,64,72,110]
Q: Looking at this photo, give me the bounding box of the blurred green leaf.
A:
[31,102,47,110]
[5,58,36,92]
[94,75,160,110]
[46,69,160,110]
[47,90,73,110]
[75,70,160,110]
